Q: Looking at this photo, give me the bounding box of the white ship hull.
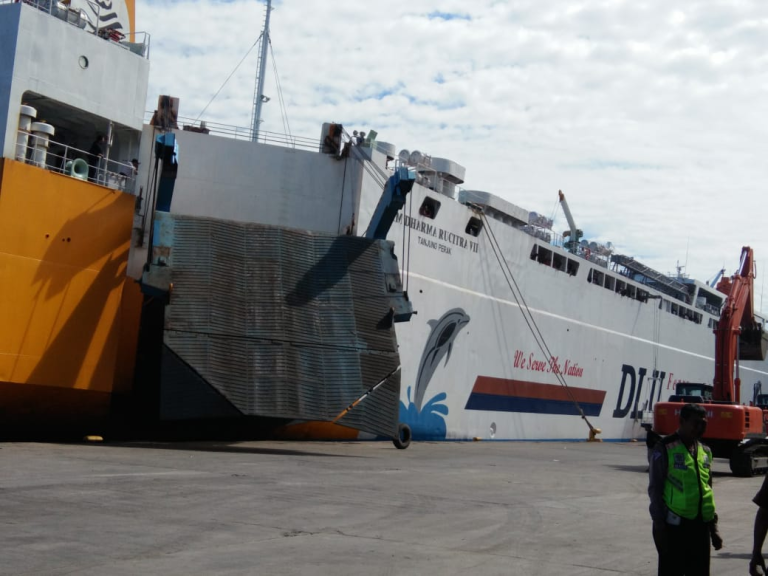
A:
[356,174,768,441]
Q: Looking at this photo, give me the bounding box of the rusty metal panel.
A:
[161,215,402,438]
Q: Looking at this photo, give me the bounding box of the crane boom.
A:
[713,247,765,403]
[365,167,416,240]
[558,190,580,253]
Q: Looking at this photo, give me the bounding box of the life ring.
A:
[393,423,412,449]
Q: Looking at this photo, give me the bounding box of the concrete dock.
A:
[0,440,763,575]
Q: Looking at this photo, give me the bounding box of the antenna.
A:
[251,0,272,142]
[761,260,765,314]
[675,260,685,279]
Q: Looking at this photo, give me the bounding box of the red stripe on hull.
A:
[471,376,606,404]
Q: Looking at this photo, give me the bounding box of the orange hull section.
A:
[0,159,140,428]
[273,421,361,441]
[0,381,112,432]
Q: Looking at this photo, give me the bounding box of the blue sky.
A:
[138,0,768,314]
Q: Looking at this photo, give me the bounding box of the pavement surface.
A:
[0,439,763,575]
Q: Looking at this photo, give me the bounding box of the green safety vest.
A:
[663,439,715,522]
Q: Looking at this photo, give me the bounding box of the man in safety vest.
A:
[749,473,768,575]
[648,403,723,575]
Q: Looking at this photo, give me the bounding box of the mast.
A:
[251,0,272,142]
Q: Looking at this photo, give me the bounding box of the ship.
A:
[141,115,768,441]
[0,0,413,442]
[0,0,147,435]
[2,0,767,442]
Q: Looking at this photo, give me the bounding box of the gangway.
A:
[612,254,691,303]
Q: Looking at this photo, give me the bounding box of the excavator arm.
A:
[713,247,765,403]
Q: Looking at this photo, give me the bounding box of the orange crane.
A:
[652,246,768,476]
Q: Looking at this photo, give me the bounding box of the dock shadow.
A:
[714,552,752,560]
[606,464,732,479]
[83,441,369,459]
[606,464,651,474]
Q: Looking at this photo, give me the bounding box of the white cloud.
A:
[669,10,686,26]
[138,0,768,313]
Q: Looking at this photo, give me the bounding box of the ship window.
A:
[694,312,702,324]
[627,285,637,299]
[592,270,604,287]
[604,275,615,291]
[466,217,483,237]
[567,259,579,276]
[536,247,553,266]
[636,289,648,303]
[616,280,627,296]
[419,197,441,219]
[671,303,679,316]
[530,245,538,261]
[553,252,566,272]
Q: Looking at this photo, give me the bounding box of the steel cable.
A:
[479,211,598,434]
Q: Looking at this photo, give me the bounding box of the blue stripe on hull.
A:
[465,393,603,416]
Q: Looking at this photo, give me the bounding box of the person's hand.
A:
[710,528,723,551]
[750,551,767,576]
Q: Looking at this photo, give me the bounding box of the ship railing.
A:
[145,113,322,152]
[15,130,139,194]
[2,0,151,59]
[107,30,151,59]
[518,223,611,268]
[520,224,567,249]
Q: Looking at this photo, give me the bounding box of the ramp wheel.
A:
[730,439,768,477]
[393,423,412,450]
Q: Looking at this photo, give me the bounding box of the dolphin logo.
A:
[413,308,470,410]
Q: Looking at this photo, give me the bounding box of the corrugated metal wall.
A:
[161,216,401,438]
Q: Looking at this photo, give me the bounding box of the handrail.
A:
[16,130,139,194]
[143,113,322,151]
[1,0,150,59]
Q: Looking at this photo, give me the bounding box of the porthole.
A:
[79,55,89,69]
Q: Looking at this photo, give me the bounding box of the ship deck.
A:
[0,440,762,575]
